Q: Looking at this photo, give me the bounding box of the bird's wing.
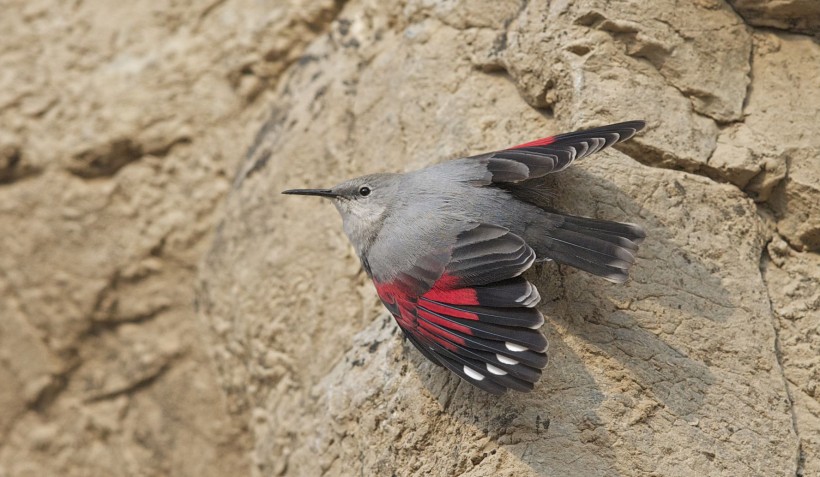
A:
[370,223,548,395]
[452,120,645,184]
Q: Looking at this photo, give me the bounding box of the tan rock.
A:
[1,0,818,475]
[0,0,347,475]
[745,33,820,249]
[771,147,820,252]
[199,1,804,474]
[765,236,820,477]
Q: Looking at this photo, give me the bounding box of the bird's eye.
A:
[358,186,371,197]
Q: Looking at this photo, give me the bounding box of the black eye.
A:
[358,186,371,197]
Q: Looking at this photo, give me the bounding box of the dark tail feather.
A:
[533,214,646,283]
[560,215,646,246]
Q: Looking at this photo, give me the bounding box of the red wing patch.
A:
[371,225,550,394]
[373,272,548,395]
[474,121,646,183]
[509,135,557,149]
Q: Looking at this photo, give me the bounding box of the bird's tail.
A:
[531,213,646,283]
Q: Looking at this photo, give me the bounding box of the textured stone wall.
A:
[1,0,818,476]
[0,0,342,475]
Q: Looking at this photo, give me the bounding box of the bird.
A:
[283,121,647,395]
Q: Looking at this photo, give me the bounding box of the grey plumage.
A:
[283,121,646,394]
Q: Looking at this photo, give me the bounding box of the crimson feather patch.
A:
[373,224,549,395]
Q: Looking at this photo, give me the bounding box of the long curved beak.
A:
[281,188,338,198]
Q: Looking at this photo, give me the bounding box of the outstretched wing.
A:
[459,120,646,184]
[372,224,548,395]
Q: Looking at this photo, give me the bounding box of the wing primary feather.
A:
[402,329,445,367]
[371,224,553,394]
[432,352,508,395]
[417,299,545,328]
[416,308,548,353]
[416,317,549,367]
[471,121,646,183]
[423,339,536,393]
[417,326,543,382]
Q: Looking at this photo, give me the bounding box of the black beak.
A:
[281,188,338,198]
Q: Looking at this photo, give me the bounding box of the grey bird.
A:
[283,121,647,394]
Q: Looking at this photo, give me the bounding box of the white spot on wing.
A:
[497,354,519,365]
[486,364,507,375]
[505,342,527,352]
[463,366,485,381]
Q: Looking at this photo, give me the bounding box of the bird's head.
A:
[283,173,399,252]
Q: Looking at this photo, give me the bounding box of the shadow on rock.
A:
[412,161,758,475]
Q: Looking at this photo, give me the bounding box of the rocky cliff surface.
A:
[1,1,817,476]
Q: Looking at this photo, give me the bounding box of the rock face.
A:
[0,0,343,475]
[765,237,820,477]
[197,1,819,476]
[1,0,818,476]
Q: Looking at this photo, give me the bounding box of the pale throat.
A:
[337,201,387,255]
